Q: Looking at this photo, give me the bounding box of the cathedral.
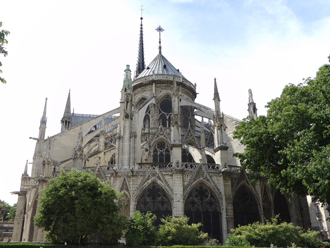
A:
[12,16,316,243]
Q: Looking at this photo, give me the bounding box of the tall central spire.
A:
[156,25,164,54]
[135,6,146,78]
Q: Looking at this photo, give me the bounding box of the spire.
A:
[213,78,221,120]
[63,90,71,118]
[135,6,146,78]
[38,98,47,141]
[61,90,72,132]
[213,78,220,101]
[248,89,258,119]
[23,160,28,175]
[156,25,164,54]
[41,98,47,124]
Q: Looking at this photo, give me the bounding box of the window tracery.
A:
[158,98,172,127]
[152,141,171,164]
[185,184,222,242]
[136,183,172,226]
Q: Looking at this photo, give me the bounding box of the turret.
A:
[248,89,258,119]
[61,90,72,132]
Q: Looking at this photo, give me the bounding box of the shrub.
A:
[156,216,208,245]
[227,218,324,247]
[225,234,250,246]
[125,211,157,246]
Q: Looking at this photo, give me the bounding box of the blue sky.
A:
[0,0,330,205]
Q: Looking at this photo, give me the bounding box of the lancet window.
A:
[181,106,192,129]
[185,184,222,242]
[143,106,151,129]
[109,153,116,165]
[233,186,260,227]
[158,97,172,127]
[274,191,291,223]
[152,141,171,164]
[136,183,172,226]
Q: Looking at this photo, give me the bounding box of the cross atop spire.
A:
[135,6,146,78]
[156,25,164,54]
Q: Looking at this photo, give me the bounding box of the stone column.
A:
[223,174,234,241]
[172,167,184,217]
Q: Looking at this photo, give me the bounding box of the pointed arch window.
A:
[274,191,291,223]
[185,184,222,242]
[233,186,260,227]
[143,106,151,129]
[182,148,195,163]
[153,141,171,164]
[136,183,172,226]
[109,153,116,165]
[158,97,172,127]
[181,106,192,129]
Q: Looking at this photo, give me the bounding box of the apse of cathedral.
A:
[12,16,313,243]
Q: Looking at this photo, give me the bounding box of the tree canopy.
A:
[0,201,16,221]
[0,22,10,84]
[34,170,126,245]
[234,55,330,208]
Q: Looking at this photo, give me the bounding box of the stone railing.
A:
[182,162,221,171]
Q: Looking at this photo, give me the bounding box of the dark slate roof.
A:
[71,113,98,128]
[136,53,186,79]
[71,113,118,129]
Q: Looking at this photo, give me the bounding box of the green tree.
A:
[125,211,157,246]
[234,55,330,208]
[0,201,16,221]
[34,170,127,245]
[156,216,208,245]
[0,22,10,84]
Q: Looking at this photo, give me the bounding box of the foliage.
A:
[125,211,157,246]
[0,201,16,220]
[34,170,127,245]
[226,234,251,246]
[226,218,324,247]
[156,216,208,246]
[0,22,10,84]
[234,55,330,207]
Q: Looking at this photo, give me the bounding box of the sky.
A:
[0,0,330,206]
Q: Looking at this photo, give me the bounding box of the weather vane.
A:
[156,25,164,54]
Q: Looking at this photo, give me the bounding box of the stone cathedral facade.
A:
[12,18,313,243]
